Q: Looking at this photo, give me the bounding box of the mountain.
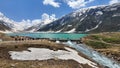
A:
[0,12,57,33]
[0,12,35,32]
[0,20,11,31]
[0,12,16,32]
[25,16,57,32]
[36,3,120,33]
[25,21,56,32]
[0,3,120,33]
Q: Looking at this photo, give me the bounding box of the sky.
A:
[0,0,120,22]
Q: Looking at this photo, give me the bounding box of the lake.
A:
[7,33,87,40]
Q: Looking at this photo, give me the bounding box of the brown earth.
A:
[0,33,14,41]
[0,39,103,68]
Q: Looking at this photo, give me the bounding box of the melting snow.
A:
[67,25,72,27]
[66,41,120,68]
[112,13,120,17]
[56,40,60,43]
[104,7,117,11]
[80,15,87,22]
[110,8,117,11]
[85,21,102,32]
[56,28,63,33]
[67,28,76,33]
[96,11,103,15]
[9,47,98,68]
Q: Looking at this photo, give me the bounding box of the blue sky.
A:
[0,0,119,22]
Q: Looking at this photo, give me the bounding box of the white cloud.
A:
[16,13,57,30]
[65,0,95,9]
[41,13,57,24]
[109,0,120,4]
[31,19,42,25]
[16,19,32,30]
[43,0,60,7]
[41,13,50,21]
[0,12,57,31]
[50,14,56,20]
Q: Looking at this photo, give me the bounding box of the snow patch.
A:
[67,28,76,33]
[104,7,117,11]
[56,40,60,43]
[67,25,72,27]
[96,11,103,15]
[9,47,98,68]
[0,30,12,33]
[80,15,87,22]
[110,7,117,11]
[72,12,77,17]
[85,21,102,32]
[112,13,120,17]
[56,29,63,33]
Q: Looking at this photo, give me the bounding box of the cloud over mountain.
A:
[0,12,57,32]
[16,13,57,30]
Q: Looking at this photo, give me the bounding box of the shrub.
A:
[86,41,111,49]
[102,38,120,44]
[90,35,101,40]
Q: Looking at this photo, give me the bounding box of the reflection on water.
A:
[64,41,120,68]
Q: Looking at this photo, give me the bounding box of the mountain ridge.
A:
[0,3,120,33]
[35,3,120,33]
[0,12,56,33]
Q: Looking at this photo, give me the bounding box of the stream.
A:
[63,41,120,68]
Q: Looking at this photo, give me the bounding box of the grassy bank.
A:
[82,32,120,63]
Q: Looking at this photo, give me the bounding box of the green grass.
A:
[83,32,120,63]
[102,38,120,44]
[86,41,111,49]
[88,33,120,44]
[90,35,101,40]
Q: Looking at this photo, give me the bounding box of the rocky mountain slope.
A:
[0,12,16,32]
[36,3,120,33]
[0,20,11,31]
[0,3,120,33]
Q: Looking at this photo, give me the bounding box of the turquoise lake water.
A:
[7,33,87,40]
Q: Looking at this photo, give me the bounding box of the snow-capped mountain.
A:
[0,12,29,32]
[0,12,56,33]
[0,3,120,33]
[0,12,17,32]
[37,3,120,33]
[25,14,57,32]
[0,12,37,32]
